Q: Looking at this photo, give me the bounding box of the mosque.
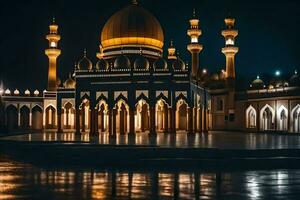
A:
[0,0,300,135]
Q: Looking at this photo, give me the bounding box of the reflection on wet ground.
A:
[2,131,300,149]
[1,156,300,200]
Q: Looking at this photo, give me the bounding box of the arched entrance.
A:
[260,105,274,131]
[115,100,129,134]
[20,106,30,130]
[246,105,257,128]
[135,99,149,132]
[45,105,56,129]
[176,99,187,131]
[32,105,43,130]
[156,99,169,132]
[80,99,90,132]
[6,105,18,131]
[97,100,109,133]
[62,102,75,130]
[291,105,300,133]
[278,106,288,131]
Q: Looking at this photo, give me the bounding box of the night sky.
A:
[0,0,299,90]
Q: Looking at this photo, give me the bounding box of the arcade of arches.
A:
[63,98,209,136]
[245,104,300,132]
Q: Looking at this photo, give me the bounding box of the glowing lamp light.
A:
[0,89,3,95]
[191,37,198,43]
[275,70,281,76]
[295,70,298,75]
[257,75,260,79]
[226,38,234,45]
[14,89,20,95]
[202,69,207,74]
[25,89,30,95]
[5,89,11,95]
[34,90,39,96]
[50,41,57,48]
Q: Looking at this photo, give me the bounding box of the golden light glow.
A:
[101,37,164,50]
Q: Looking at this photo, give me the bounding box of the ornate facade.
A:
[0,1,299,134]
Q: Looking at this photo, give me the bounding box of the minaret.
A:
[221,17,239,80]
[187,10,203,79]
[168,40,177,60]
[45,18,61,91]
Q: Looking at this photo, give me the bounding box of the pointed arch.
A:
[156,99,169,132]
[277,105,288,131]
[246,105,257,128]
[291,104,300,133]
[135,93,150,106]
[32,105,43,130]
[156,93,170,106]
[115,99,129,134]
[115,94,129,106]
[96,100,109,133]
[6,105,18,131]
[176,99,188,130]
[20,105,30,130]
[45,105,56,129]
[135,99,150,132]
[260,104,275,131]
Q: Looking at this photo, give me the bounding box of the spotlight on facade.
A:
[275,70,281,76]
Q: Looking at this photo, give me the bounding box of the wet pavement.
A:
[1,156,300,200]
[1,131,300,149]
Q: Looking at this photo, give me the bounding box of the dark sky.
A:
[0,0,299,90]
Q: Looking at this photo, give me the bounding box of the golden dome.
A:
[101,3,164,53]
[64,74,76,89]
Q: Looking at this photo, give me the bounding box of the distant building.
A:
[0,1,299,134]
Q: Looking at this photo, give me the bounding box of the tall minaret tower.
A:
[187,10,203,79]
[221,17,238,80]
[45,18,61,91]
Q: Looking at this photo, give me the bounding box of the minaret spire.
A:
[221,16,239,81]
[187,10,203,80]
[45,18,61,91]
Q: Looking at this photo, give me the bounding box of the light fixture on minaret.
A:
[221,16,239,80]
[187,9,203,80]
[168,40,177,60]
[45,17,61,91]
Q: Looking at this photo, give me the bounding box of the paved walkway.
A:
[2,131,300,149]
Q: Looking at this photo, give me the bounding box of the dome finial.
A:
[193,8,196,18]
[83,49,87,57]
[132,0,138,5]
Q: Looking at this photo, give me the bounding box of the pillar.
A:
[164,106,169,133]
[57,113,62,132]
[203,107,208,133]
[75,108,80,134]
[193,107,197,133]
[198,107,202,132]
[119,109,125,135]
[108,110,112,136]
[129,108,135,135]
[187,107,193,134]
[112,108,117,136]
[149,106,156,135]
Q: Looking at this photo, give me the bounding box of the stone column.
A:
[89,108,95,135]
[164,106,168,133]
[120,109,125,135]
[187,107,193,134]
[112,108,117,136]
[198,107,202,133]
[57,112,62,132]
[203,107,208,133]
[129,108,135,135]
[108,110,112,136]
[75,108,81,134]
[149,106,156,135]
[169,108,176,134]
[193,107,197,133]
[82,107,85,133]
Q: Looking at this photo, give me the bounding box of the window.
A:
[217,98,224,111]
